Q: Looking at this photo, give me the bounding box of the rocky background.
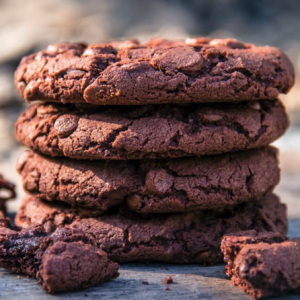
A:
[0,0,299,212]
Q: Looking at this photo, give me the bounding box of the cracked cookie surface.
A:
[15,194,287,264]
[15,100,288,160]
[15,38,294,105]
[17,147,279,213]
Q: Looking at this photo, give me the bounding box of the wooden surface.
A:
[0,218,298,300]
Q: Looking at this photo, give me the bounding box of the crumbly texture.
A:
[0,174,16,209]
[15,194,287,264]
[15,100,289,160]
[0,223,119,293]
[14,38,294,105]
[221,231,300,298]
[17,147,280,213]
[221,230,288,278]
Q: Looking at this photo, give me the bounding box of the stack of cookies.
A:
[9,38,294,289]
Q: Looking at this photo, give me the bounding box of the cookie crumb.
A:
[164,276,173,284]
[142,281,148,285]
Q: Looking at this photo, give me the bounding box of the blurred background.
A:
[0,0,299,213]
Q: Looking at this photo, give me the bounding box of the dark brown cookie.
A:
[0,174,16,210]
[221,231,300,298]
[15,194,287,264]
[0,225,119,293]
[15,100,288,160]
[15,38,294,105]
[17,147,280,213]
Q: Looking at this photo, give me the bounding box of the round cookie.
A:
[15,194,287,264]
[17,147,280,213]
[15,100,288,160]
[15,38,294,105]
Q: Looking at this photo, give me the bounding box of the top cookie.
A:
[15,38,294,105]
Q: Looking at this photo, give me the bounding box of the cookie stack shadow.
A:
[9,38,296,291]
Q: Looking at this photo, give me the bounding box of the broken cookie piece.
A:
[0,220,119,293]
[221,231,300,298]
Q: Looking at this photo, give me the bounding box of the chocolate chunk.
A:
[145,169,174,195]
[109,39,140,49]
[82,43,116,56]
[209,38,246,49]
[185,37,211,46]
[46,42,86,56]
[150,47,204,72]
[16,150,31,173]
[54,114,79,137]
[126,195,143,211]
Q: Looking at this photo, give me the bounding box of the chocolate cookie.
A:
[0,174,16,209]
[15,100,288,160]
[221,231,300,298]
[15,38,294,105]
[0,224,119,293]
[15,194,287,264]
[17,147,279,213]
